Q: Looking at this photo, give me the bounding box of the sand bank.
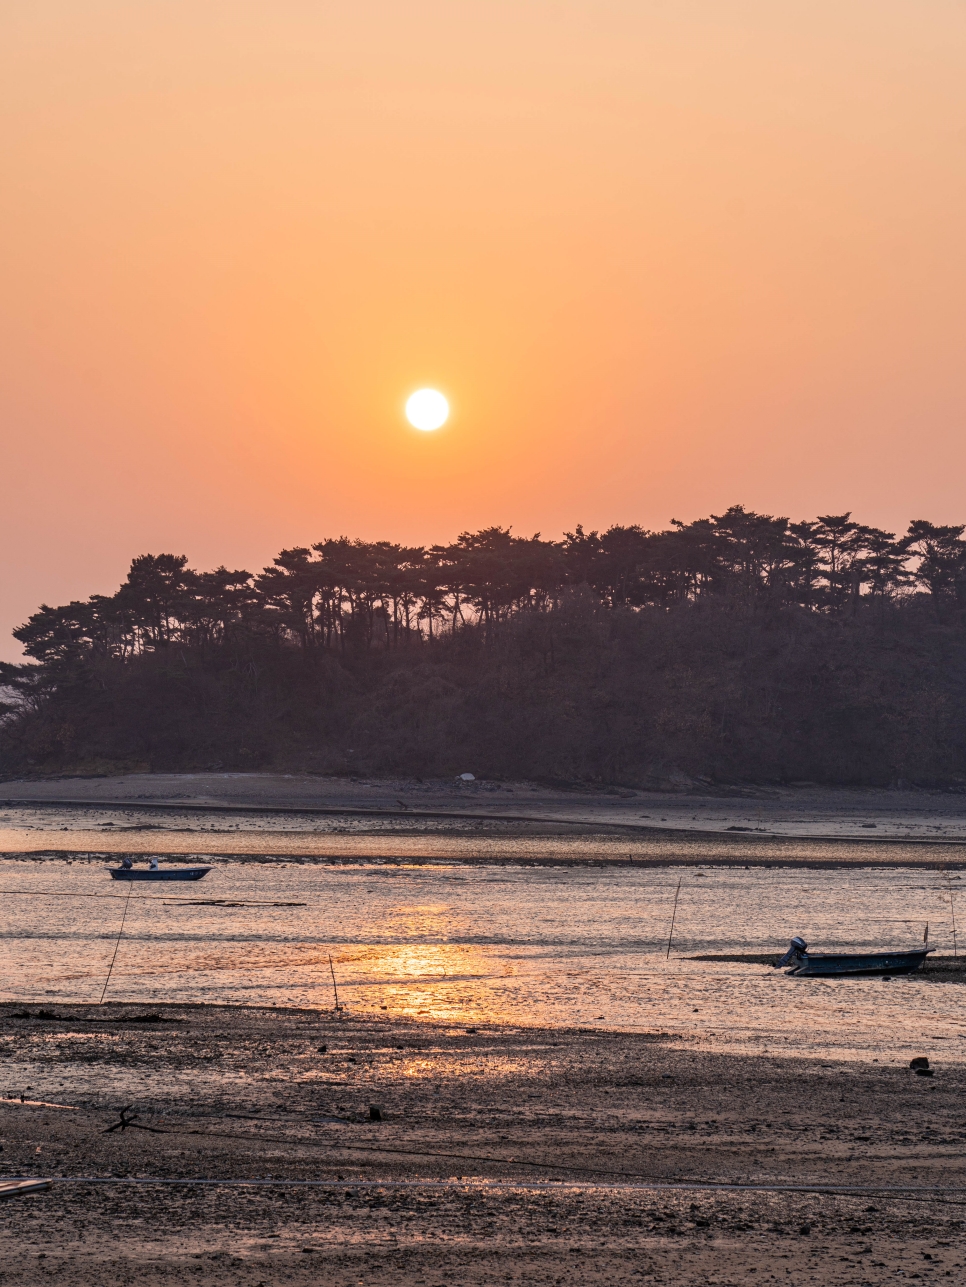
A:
[3,772,966,867]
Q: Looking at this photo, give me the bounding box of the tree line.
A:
[5,506,966,785]
[6,507,966,677]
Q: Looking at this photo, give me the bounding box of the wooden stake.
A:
[945,872,958,959]
[666,878,683,960]
[328,954,343,1010]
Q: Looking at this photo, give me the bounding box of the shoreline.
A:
[6,771,966,846]
[6,793,966,848]
[5,844,966,869]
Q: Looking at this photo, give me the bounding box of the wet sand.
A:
[2,1002,965,1286]
[4,773,966,871]
[5,770,966,846]
[7,828,966,869]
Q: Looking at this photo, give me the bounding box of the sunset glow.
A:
[5,10,965,1272]
[2,3,966,659]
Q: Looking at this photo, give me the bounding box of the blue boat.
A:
[109,862,211,882]
[776,936,933,977]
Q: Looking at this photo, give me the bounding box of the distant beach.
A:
[3,772,966,867]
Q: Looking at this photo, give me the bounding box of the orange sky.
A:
[2,2,966,658]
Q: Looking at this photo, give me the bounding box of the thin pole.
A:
[666,878,683,960]
[328,954,343,1010]
[99,885,135,1004]
[944,871,958,959]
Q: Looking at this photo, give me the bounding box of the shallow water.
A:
[1,858,963,1064]
[3,804,965,865]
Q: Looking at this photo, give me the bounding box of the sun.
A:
[406,388,449,431]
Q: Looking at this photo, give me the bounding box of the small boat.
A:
[776,936,933,977]
[109,863,211,882]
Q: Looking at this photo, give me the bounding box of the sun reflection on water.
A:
[2,858,965,1062]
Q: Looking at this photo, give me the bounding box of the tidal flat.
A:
[7,770,966,850]
[2,775,966,1282]
[2,1005,965,1286]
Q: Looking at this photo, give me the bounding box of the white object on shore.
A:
[458,773,475,782]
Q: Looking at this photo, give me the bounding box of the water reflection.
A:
[1,858,964,1062]
[4,806,966,867]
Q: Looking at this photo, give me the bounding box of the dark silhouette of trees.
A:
[904,520,966,609]
[5,506,966,785]
[3,510,954,672]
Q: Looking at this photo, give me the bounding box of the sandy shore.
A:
[5,771,966,844]
[4,773,966,871]
[2,1002,965,1285]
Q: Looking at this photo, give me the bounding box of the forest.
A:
[3,506,966,786]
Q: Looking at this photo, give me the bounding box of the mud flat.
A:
[2,1002,965,1286]
[4,772,966,868]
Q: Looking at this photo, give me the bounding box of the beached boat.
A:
[776,936,932,977]
[108,865,211,882]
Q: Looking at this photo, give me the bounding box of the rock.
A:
[369,1105,383,1121]
[909,1056,929,1070]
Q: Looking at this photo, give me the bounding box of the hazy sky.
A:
[2,2,966,657]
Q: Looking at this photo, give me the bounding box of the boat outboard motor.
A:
[775,937,808,968]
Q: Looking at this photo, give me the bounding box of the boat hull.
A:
[109,867,211,882]
[787,948,932,977]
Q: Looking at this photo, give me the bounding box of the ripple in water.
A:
[1,858,963,1064]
